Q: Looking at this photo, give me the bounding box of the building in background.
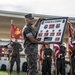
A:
[0,10,75,72]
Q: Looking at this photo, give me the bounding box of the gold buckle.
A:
[47,55,50,57]
[60,54,62,55]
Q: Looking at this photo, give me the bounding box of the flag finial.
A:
[11,19,13,24]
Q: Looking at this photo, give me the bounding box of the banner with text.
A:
[36,17,68,44]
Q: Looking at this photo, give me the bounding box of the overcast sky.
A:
[0,0,75,17]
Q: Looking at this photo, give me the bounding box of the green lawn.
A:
[0,71,41,75]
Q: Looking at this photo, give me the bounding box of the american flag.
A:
[39,45,44,60]
[37,45,44,71]
[68,22,73,57]
[53,44,60,59]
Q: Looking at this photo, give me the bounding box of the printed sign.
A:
[36,17,68,44]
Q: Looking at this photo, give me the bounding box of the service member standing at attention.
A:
[9,39,23,75]
[71,42,75,75]
[56,43,66,75]
[42,44,52,75]
[22,13,49,75]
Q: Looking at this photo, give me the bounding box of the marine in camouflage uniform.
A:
[42,44,52,75]
[23,24,38,75]
[9,40,22,75]
[23,14,49,75]
[56,44,66,75]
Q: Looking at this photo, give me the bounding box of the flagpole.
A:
[68,21,73,75]
[53,44,57,75]
[8,19,13,75]
[11,19,13,25]
[68,51,72,75]
[10,19,13,41]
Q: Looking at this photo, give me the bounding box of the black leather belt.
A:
[44,55,51,57]
[73,56,75,58]
[60,54,63,56]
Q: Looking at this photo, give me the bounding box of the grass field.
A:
[0,71,41,75]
